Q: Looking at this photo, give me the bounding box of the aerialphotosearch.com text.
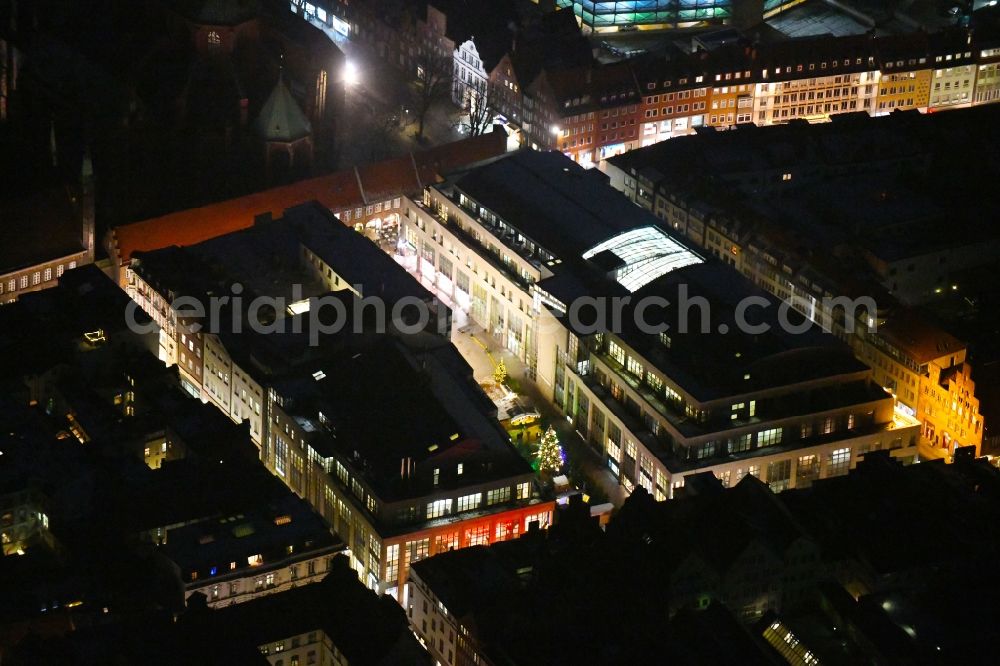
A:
[125,283,878,344]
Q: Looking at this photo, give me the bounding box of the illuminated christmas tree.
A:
[536,426,564,474]
[493,359,507,385]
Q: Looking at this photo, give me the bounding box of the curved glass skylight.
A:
[583,226,703,292]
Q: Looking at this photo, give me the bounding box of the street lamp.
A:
[550,124,561,135]
[343,60,359,87]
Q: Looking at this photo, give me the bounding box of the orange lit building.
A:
[381,501,554,598]
[870,310,983,456]
[529,62,641,166]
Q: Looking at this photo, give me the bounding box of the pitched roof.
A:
[108,132,508,270]
[109,170,361,270]
[254,76,312,143]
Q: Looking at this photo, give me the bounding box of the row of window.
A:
[0,261,76,296]
[425,484,526,519]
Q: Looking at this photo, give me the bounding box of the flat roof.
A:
[451,150,652,261]
[613,262,870,402]
[160,494,341,575]
[275,337,530,501]
[132,202,436,307]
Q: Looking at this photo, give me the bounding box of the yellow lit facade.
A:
[851,327,982,457]
[876,69,932,113]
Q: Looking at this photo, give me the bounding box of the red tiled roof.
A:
[415,130,507,182]
[356,154,419,203]
[109,132,507,271]
[109,170,360,269]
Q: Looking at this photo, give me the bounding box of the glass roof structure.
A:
[582,226,703,292]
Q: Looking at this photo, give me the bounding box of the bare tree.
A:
[364,109,402,162]
[463,77,495,137]
[412,51,453,141]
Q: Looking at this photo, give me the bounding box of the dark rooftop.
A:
[273,335,532,502]
[451,149,654,260]
[614,262,869,402]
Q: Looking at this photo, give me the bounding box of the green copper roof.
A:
[255,77,312,143]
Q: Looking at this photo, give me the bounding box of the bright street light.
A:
[344,60,359,86]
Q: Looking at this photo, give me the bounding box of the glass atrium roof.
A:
[582,226,703,292]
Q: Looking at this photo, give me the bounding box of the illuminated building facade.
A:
[857,312,983,456]
[122,205,547,601]
[552,266,919,500]
[484,25,1000,163]
[530,62,641,166]
[631,57,713,145]
[928,33,978,110]
[265,339,552,602]
[974,46,1000,104]
[0,489,52,556]
[168,495,346,608]
[401,151,918,502]
[605,109,992,456]
[0,155,94,305]
[555,0,805,33]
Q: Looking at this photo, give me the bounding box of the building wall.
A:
[706,82,754,128]
[265,388,548,601]
[177,322,205,399]
[0,489,52,556]
[0,251,87,305]
[607,164,984,456]
[921,359,982,454]
[333,196,404,235]
[399,194,541,369]
[563,337,919,500]
[930,58,976,110]
[453,39,488,109]
[876,68,932,113]
[258,628,346,666]
[409,567,493,666]
[185,548,341,608]
[381,501,553,602]
[752,69,878,125]
[126,268,178,365]
[974,47,1000,104]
